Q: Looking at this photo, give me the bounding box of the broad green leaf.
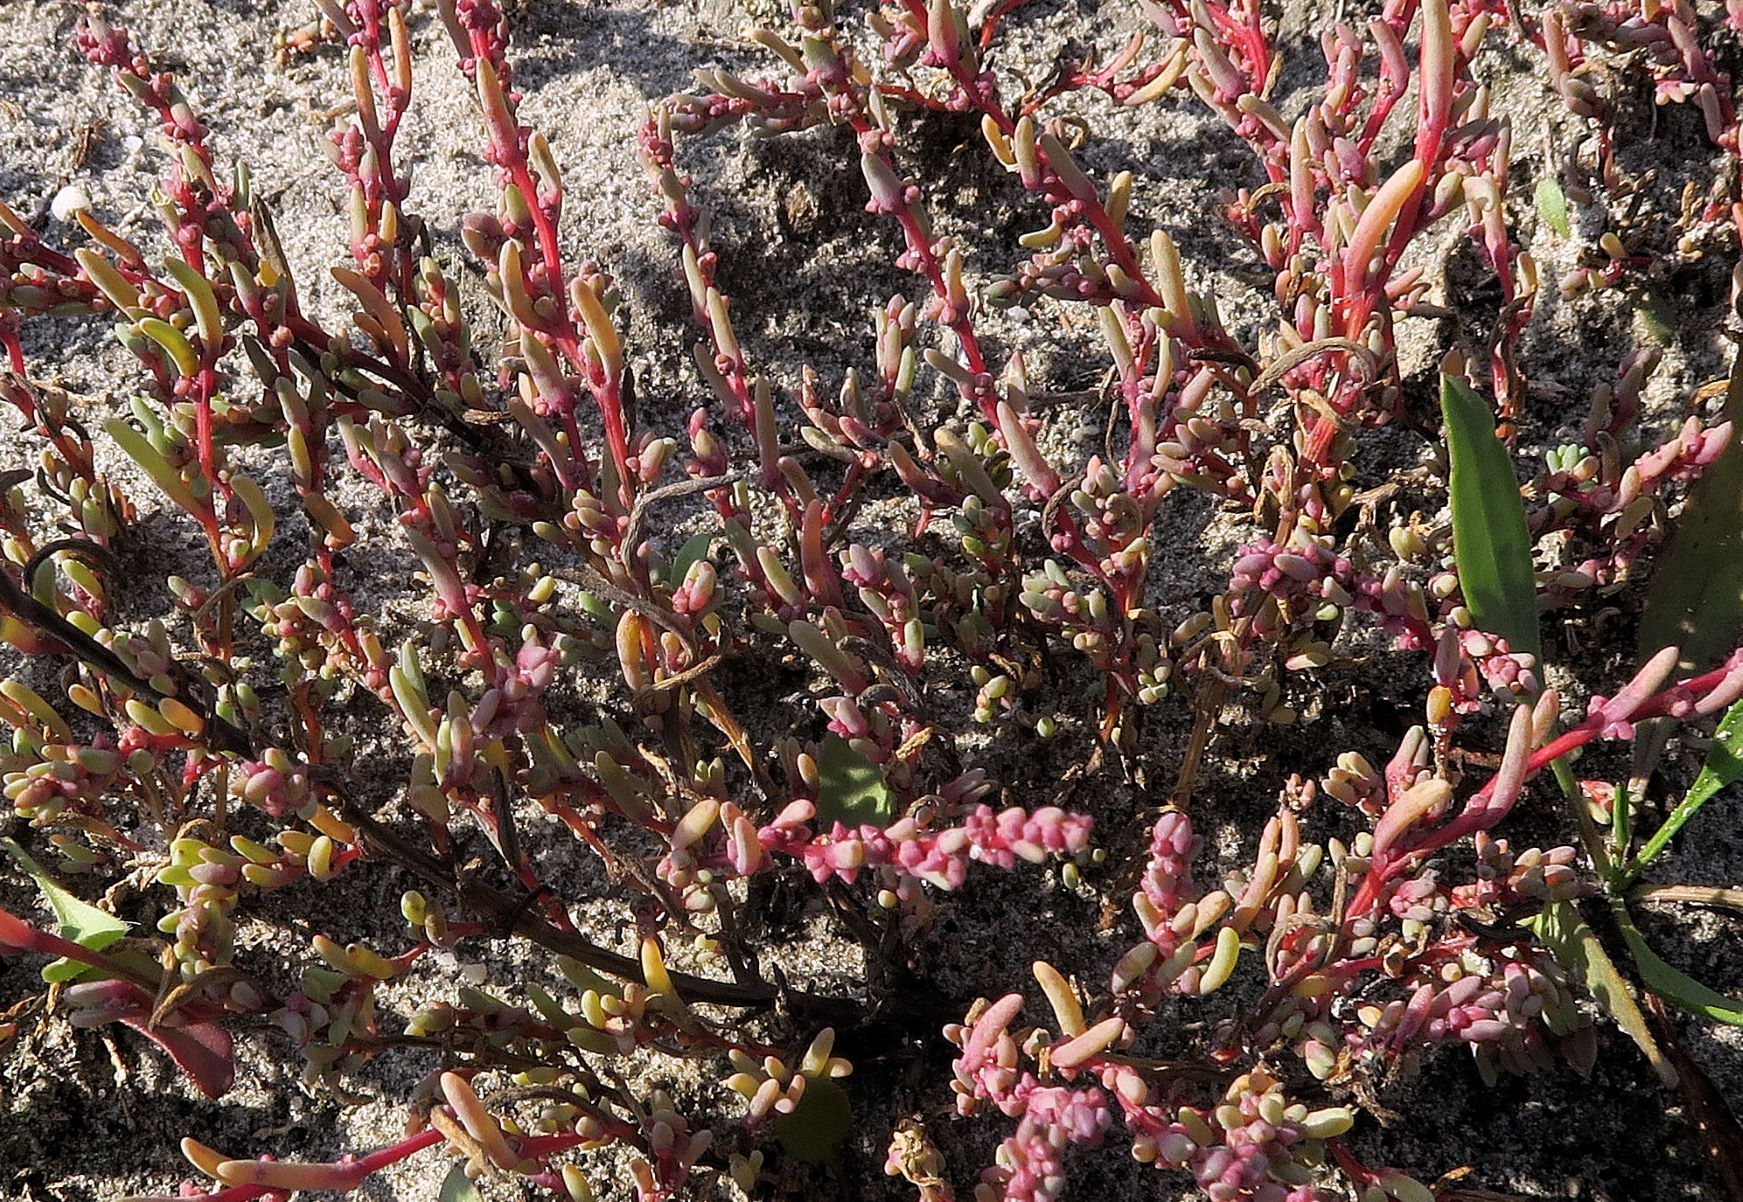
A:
[1535,177,1571,238]
[774,1075,853,1164]
[1612,900,1743,1027]
[1,836,130,982]
[439,1163,484,1202]
[1529,900,1676,1086]
[665,532,713,588]
[1442,375,1540,663]
[1629,699,1743,875]
[1638,353,1743,677]
[814,734,897,828]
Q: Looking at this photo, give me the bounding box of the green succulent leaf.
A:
[814,734,897,828]
[105,415,205,517]
[0,835,130,983]
[1442,374,1540,663]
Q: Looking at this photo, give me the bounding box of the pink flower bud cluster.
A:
[1146,367,1254,504]
[628,1090,711,1202]
[1229,539,1354,607]
[1138,1070,1341,1202]
[159,833,248,973]
[1549,0,1736,143]
[1228,536,1435,663]
[276,967,380,1088]
[756,800,1091,895]
[251,564,377,687]
[1429,624,1539,720]
[1135,810,1201,957]
[1554,415,1731,516]
[973,1084,1112,1202]
[948,993,1027,1111]
[944,996,1113,1202]
[1534,402,1732,605]
[480,633,560,735]
[76,18,207,147]
[1020,558,1115,636]
[664,76,820,140]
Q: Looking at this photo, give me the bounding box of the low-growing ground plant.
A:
[3,0,1743,1199]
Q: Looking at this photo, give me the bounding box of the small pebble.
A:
[51,184,91,223]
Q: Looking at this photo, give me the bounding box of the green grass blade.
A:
[1530,900,1677,1086]
[1612,900,1743,1026]
[1628,699,1743,877]
[1638,354,1743,676]
[1442,374,1540,662]
[1444,376,1604,859]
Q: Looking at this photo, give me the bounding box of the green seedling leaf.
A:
[1639,353,1743,677]
[774,1075,853,1164]
[1529,900,1676,1087]
[1442,374,1540,662]
[1628,699,1743,876]
[1,835,130,982]
[1535,177,1572,238]
[439,1163,484,1202]
[814,734,897,828]
[665,532,713,588]
[1608,776,1635,869]
[1612,900,1743,1027]
[1635,290,1677,345]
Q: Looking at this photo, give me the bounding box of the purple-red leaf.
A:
[116,1014,235,1100]
[62,978,235,1099]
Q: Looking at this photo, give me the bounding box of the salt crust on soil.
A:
[1,0,1741,1199]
